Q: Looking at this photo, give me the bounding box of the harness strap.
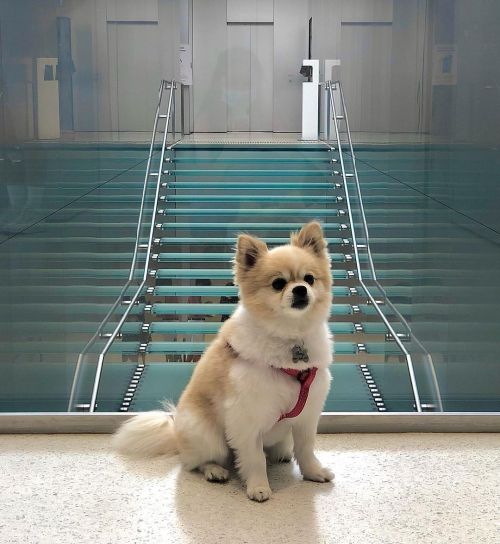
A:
[278,367,318,421]
[224,341,318,423]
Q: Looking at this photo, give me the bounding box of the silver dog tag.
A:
[291,344,309,364]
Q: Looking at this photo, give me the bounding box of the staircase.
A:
[3,80,497,416]
[74,128,425,414]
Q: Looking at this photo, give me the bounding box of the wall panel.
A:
[227,0,273,23]
[273,0,309,132]
[192,0,227,131]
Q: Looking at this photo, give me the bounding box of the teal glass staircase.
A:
[3,79,498,417]
[67,133,425,415]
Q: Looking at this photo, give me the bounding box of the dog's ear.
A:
[235,234,268,271]
[291,221,327,257]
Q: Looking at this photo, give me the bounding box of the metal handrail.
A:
[88,81,176,413]
[68,80,177,412]
[325,80,426,413]
[335,81,443,412]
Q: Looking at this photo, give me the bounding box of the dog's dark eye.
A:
[272,278,287,291]
[304,274,315,285]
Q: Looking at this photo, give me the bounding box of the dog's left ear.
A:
[291,221,327,257]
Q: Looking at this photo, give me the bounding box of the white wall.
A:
[1,0,431,135]
[273,0,309,132]
[192,0,227,132]
[54,0,178,132]
[390,0,429,132]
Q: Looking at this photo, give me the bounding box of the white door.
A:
[227,23,273,131]
[107,22,161,131]
[340,23,392,132]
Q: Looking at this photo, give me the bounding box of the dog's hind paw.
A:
[247,484,272,502]
[201,463,229,483]
[302,466,335,483]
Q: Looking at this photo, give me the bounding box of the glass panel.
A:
[0,1,174,412]
[1,0,499,418]
[325,0,500,412]
[356,145,500,412]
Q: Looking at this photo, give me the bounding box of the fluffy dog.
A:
[113,221,334,501]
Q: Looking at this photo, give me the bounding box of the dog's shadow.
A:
[173,460,333,543]
[118,453,334,543]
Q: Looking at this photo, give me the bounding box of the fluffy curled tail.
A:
[112,409,178,457]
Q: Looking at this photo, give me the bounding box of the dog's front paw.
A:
[302,465,335,483]
[247,483,272,502]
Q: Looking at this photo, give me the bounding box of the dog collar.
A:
[278,367,318,421]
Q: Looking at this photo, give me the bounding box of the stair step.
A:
[0,320,395,337]
[0,284,439,302]
[171,169,331,177]
[0,341,387,356]
[156,237,348,246]
[161,208,344,216]
[171,157,331,163]
[128,363,378,413]
[158,222,345,231]
[174,143,327,150]
[150,303,377,316]
[137,321,392,336]
[150,285,350,297]
[167,181,334,189]
[154,268,352,280]
[165,195,336,202]
[153,252,350,263]
[128,341,399,356]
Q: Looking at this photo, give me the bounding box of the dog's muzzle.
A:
[291,285,309,309]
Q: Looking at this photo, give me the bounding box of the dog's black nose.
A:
[291,285,309,309]
[292,285,307,297]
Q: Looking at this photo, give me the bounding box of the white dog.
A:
[113,221,334,501]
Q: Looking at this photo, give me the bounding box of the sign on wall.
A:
[432,44,457,86]
[179,44,192,86]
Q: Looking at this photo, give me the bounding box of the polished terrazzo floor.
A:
[1,433,498,544]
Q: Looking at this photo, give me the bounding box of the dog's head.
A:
[233,222,332,332]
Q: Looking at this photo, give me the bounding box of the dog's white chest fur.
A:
[228,306,332,370]
[225,305,333,440]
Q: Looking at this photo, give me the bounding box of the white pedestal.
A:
[35,58,60,140]
[301,59,319,140]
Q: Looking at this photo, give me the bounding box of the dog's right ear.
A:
[235,234,268,271]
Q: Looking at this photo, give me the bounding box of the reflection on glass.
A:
[0,1,499,414]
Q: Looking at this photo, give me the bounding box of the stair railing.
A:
[68,80,178,412]
[325,80,443,412]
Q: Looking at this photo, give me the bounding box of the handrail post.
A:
[172,82,176,140]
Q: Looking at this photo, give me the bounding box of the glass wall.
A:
[0,0,499,415]
[356,0,500,411]
[0,0,178,410]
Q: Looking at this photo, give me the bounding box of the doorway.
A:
[227,23,273,131]
[107,22,161,131]
[340,22,392,132]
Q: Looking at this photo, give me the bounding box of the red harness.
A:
[224,342,318,423]
[278,367,318,422]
